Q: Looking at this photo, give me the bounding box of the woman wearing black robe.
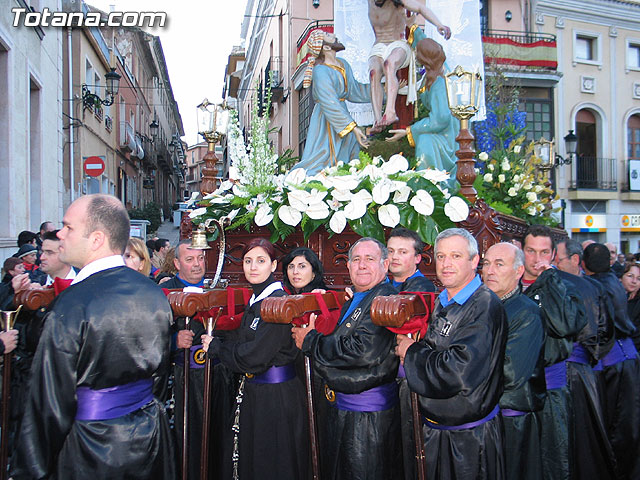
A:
[622,262,640,351]
[203,238,309,479]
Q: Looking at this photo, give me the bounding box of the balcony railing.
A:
[482,29,557,70]
[119,121,136,152]
[568,157,617,190]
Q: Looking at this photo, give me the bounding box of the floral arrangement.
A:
[189,112,470,245]
[473,137,559,225]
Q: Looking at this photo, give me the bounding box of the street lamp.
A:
[82,67,121,110]
[149,119,159,142]
[444,65,483,203]
[534,130,579,170]
[196,99,230,195]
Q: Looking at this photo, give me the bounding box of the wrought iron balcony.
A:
[482,29,557,70]
[568,156,617,190]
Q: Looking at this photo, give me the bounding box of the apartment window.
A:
[85,59,95,92]
[298,87,314,155]
[574,32,601,64]
[627,41,640,70]
[628,114,640,160]
[520,99,553,143]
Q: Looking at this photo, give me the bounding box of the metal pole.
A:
[200,310,221,480]
[305,356,320,480]
[182,317,190,480]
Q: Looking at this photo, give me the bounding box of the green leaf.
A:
[349,210,385,242]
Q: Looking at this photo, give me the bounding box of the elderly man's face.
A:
[435,235,479,298]
[482,243,523,298]
[347,240,389,292]
[174,244,205,284]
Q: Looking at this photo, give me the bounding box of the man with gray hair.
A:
[293,237,402,478]
[12,194,174,479]
[483,242,545,480]
[396,228,508,478]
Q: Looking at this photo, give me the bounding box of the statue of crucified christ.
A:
[368,0,450,134]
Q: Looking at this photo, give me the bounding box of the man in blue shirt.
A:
[396,228,508,479]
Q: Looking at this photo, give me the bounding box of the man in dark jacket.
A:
[584,242,640,479]
[387,227,435,292]
[482,242,545,480]
[293,237,402,479]
[397,228,508,479]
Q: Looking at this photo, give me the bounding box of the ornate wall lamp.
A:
[82,67,121,109]
[196,98,230,195]
[534,130,578,171]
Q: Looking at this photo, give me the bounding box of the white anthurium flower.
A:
[349,167,357,173]
[331,175,360,191]
[361,164,383,181]
[246,203,256,212]
[513,145,522,154]
[378,204,400,227]
[483,173,493,182]
[329,210,347,234]
[285,168,307,186]
[309,189,327,202]
[186,191,201,206]
[343,198,368,220]
[254,204,274,226]
[332,189,354,202]
[354,189,373,205]
[278,205,302,226]
[421,168,450,184]
[410,190,434,216]
[219,180,233,191]
[209,196,230,204]
[488,164,495,171]
[372,179,393,204]
[444,196,469,222]
[501,162,511,171]
[188,207,207,219]
[306,200,330,220]
[478,152,489,161]
[337,161,344,167]
[329,198,342,211]
[232,184,249,197]
[349,158,359,167]
[287,189,311,211]
[381,154,408,175]
[508,187,517,197]
[203,191,218,200]
[227,209,240,222]
[498,174,506,183]
[441,188,451,199]
[526,192,538,202]
[393,185,411,203]
[373,155,383,165]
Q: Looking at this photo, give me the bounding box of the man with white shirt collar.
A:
[39,230,76,285]
[12,194,175,480]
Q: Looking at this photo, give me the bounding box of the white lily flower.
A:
[381,154,408,175]
[526,192,537,202]
[524,182,532,190]
[287,189,311,211]
[483,173,493,182]
[254,204,274,226]
[343,199,367,220]
[393,185,411,203]
[188,207,207,219]
[410,190,434,216]
[421,168,450,184]
[332,189,354,202]
[508,187,517,197]
[306,200,330,220]
[478,152,489,161]
[444,197,469,222]
[285,168,306,186]
[278,205,302,226]
[534,185,543,193]
[378,204,400,227]
[498,174,506,183]
[329,210,347,234]
[513,145,522,154]
[512,174,521,182]
[372,179,393,204]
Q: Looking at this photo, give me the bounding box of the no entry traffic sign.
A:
[83,156,105,177]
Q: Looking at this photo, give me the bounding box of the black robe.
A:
[11,266,175,479]
[302,280,402,480]
[524,268,586,480]
[162,275,207,480]
[397,272,436,293]
[500,292,545,480]
[590,272,640,480]
[404,283,507,480]
[557,271,616,480]
[208,282,308,480]
[629,297,640,352]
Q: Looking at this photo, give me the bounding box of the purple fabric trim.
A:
[602,338,639,368]
[593,360,603,372]
[566,343,590,365]
[397,364,406,378]
[247,364,295,384]
[424,404,500,430]
[334,382,399,412]
[76,378,153,421]
[174,345,206,369]
[501,408,527,417]
[544,360,567,390]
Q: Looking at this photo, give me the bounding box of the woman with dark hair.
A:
[282,247,327,294]
[201,238,308,479]
[622,262,640,351]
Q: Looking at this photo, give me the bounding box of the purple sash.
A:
[174,345,206,369]
[544,360,567,390]
[424,404,500,430]
[247,364,295,384]
[334,382,399,412]
[602,338,639,368]
[501,408,527,417]
[76,378,153,421]
[397,364,406,378]
[566,343,590,365]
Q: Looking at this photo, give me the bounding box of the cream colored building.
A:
[0,0,64,261]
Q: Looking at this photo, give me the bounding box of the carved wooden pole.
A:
[455,117,477,204]
[199,140,219,196]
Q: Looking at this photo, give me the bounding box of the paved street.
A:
[154,218,181,246]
